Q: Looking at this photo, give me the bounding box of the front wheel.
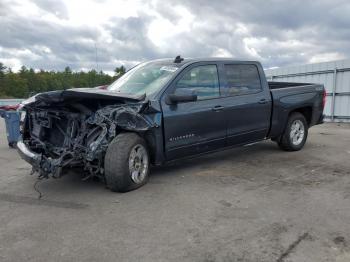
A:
[8,142,17,148]
[278,112,308,151]
[104,133,150,192]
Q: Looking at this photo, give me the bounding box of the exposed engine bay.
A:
[20,89,159,179]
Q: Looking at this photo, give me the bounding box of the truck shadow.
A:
[23,141,281,194]
[151,141,279,178]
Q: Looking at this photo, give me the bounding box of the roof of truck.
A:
[150,57,260,66]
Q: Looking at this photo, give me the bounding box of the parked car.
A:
[17,57,325,192]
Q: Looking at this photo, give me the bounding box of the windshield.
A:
[108,62,180,97]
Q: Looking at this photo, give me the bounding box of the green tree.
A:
[19,66,28,76]
[3,72,28,98]
[0,62,7,97]
[0,63,117,98]
[114,65,126,77]
[0,63,6,77]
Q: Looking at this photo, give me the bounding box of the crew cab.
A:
[17,57,325,192]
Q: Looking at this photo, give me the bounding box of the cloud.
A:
[0,0,349,72]
[32,0,69,19]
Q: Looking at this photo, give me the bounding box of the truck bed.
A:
[267,81,325,139]
[268,81,315,89]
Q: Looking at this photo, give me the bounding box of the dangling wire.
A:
[33,179,43,199]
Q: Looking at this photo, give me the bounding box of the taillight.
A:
[322,89,326,109]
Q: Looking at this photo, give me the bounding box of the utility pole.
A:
[95,43,99,71]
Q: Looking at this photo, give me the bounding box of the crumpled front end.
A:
[18,90,158,179]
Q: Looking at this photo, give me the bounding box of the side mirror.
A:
[166,89,197,104]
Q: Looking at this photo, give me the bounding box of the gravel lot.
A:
[0,121,349,262]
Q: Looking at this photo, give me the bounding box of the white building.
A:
[265,59,350,122]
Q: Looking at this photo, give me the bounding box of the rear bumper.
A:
[17,140,42,168]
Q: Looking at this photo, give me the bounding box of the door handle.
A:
[212,105,224,112]
[258,99,268,104]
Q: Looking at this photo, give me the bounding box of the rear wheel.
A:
[278,112,308,151]
[104,133,150,192]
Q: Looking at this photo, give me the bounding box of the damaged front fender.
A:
[19,95,161,179]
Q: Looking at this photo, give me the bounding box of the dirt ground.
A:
[0,121,349,262]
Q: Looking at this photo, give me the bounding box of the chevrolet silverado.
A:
[17,57,326,192]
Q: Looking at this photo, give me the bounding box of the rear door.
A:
[219,62,272,145]
[161,62,227,160]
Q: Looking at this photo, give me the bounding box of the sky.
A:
[1,0,350,73]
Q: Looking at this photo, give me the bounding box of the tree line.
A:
[0,62,126,98]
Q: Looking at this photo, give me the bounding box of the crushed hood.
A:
[23,88,145,107]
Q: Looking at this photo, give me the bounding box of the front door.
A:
[161,63,227,160]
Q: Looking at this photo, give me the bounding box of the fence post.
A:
[331,68,337,121]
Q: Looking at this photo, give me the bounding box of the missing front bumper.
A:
[17,140,64,178]
[17,140,42,168]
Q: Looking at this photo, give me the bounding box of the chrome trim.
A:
[17,140,42,166]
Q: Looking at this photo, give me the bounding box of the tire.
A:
[8,142,16,148]
[104,133,150,192]
[278,112,308,151]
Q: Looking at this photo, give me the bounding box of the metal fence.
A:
[265,59,350,122]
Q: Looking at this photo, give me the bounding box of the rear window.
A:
[224,64,262,95]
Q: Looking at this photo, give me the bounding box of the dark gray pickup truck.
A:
[17,57,325,192]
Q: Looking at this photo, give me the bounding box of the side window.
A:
[224,64,262,96]
[175,65,220,100]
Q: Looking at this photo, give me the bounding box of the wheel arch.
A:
[271,106,312,142]
[115,130,159,165]
[289,106,312,126]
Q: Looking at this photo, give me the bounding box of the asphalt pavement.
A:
[0,121,349,262]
